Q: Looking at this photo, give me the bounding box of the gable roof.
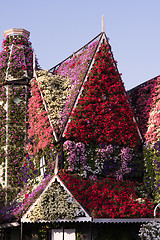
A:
[128,76,159,139]
[21,175,91,223]
[35,32,107,141]
[34,32,142,146]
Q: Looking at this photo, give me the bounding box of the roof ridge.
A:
[48,32,104,72]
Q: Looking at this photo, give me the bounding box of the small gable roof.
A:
[21,175,91,223]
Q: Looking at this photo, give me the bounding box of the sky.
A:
[0,0,159,90]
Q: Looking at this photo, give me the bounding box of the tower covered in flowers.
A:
[0,28,34,189]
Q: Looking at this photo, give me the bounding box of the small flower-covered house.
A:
[0,22,159,240]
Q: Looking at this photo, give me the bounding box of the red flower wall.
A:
[65,44,141,148]
[60,172,155,218]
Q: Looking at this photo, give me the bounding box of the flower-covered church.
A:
[0,24,159,240]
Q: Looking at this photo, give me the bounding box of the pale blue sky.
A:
[0,0,159,90]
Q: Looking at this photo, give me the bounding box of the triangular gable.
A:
[21,175,91,223]
[64,35,142,147]
[35,33,105,141]
[30,31,142,147]
[62,32,108,139]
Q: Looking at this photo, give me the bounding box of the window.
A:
[51,229,76,240]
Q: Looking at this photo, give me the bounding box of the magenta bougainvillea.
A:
[0,34,33,83]
[65,44,141,148]
[55,41,98,131]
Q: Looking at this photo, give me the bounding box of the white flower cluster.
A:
[36,70,72,133]
[139,221,160,240]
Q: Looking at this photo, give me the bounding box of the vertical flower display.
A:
[65,43,141,147]
[36,70,72,136]
[0,34,33,83]
[0,33,35,190]
[0,85,29,187]
[128,77,157,138]
[143,76,160,200]
[55,41,99,133]
[63,140,143,179]
[27,78,56,173]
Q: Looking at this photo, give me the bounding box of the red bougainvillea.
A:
[27,79,54,155]
[65,44,141,147]
[128,77,157,138]
[60,172,155,218]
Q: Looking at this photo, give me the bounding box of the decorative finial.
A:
[102,15,105,32]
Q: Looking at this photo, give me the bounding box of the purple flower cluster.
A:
[56,41,98,130]
[0,34,33,83]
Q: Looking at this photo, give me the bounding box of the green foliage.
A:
[0,85,28,188]
[143,145,155,198]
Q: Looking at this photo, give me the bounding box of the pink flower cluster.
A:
[56,41,98,129]
[145,76,160,143]
[28,79,54,155]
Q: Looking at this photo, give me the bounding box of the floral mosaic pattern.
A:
[0,85,29,187]
[60,173,155,218]
[27,78,55,155]
[128,77,157,138]
[0,172,156,223]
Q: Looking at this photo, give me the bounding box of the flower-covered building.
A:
[0,24,159,240]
